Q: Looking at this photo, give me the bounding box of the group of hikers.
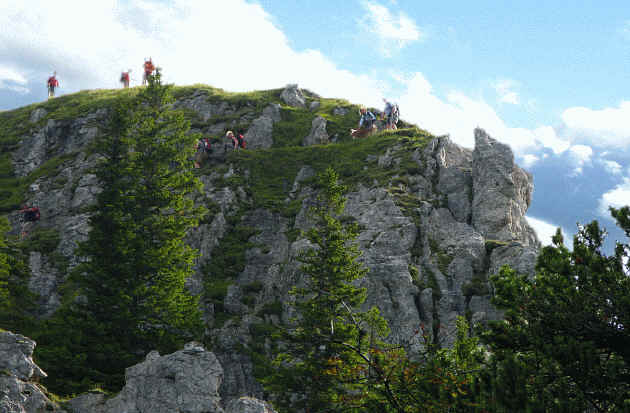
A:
[47,58,159,98]
[193,130,246,168]
[350,98,399,139]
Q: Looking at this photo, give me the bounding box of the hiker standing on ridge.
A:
[382,98,399,130]
[120,69,131,88]
[142,58,155,85]
[47,72,59,98]
[350,107,377,139]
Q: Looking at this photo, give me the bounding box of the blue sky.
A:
[2,0,630,247]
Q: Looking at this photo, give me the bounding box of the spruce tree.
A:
[266,167,392,412]
[37,72,204,393]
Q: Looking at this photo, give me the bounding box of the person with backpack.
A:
[350,107,377,139]
[225,131,239,151]
[19,205,40,239]
[47,72,59,98]
[236,131,246,149]
[382,98,399,130]
[120,69,131,88]
[194,137,211,168]
[143,58,155,85]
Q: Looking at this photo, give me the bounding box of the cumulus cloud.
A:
[561,101,630,149]
[526,216,572,248]
[0,0,384,107]
[599,177,630,217]
[360,1,422,57]
[600,159,623,175]
[566,144,593,176]
[0,64,29,94]
[521,154,539,168]
[394,72,571,154]
[492,79,519,105]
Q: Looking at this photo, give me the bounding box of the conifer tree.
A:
[37,71,204,393]
[483,208,630,412]
[266,167,391,412]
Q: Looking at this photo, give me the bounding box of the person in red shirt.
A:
[47,72,59,98]
[120,69,131,88]
[143,58,155,85]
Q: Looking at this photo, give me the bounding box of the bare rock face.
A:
[0,331,64,413]
[302,115,329,146]
[280,84,305,108]
[71,342,226,413]
[245,116,274,149]
[225,397,277,413]
[30,108,47,123]
[472,128,536,245]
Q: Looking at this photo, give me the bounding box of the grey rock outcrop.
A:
[262,103,282,122]
[30,108,47,123]
[472,128,537,245]
[280,84,305,108]
[0,331,64,413]
[245,116,274,149]
[225,397,277,413]
[332,106,349,116]
[71,342,225,413]
[303,116,329,146]
[309,101,320,111]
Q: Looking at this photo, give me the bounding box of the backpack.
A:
[237,134,246,149]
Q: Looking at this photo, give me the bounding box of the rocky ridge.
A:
[2,84,539,402]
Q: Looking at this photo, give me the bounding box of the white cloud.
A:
[520,154,539,168]
[561,101,630,149]
[394,73,570,155]
[567,144,593,175]
[600,159,623,175]
[599,177,630,217]
[360,1,421,57]
[0,0,384,107]
[526,216,572,248]
[492,79,519,105]
[0,64,29,94]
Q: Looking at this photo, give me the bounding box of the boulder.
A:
[280,84,305,108]
[225,397,277,413]
[244,116,274,149]
[99,342,225,413]
[302,116,328,146]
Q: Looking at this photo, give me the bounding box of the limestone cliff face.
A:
[4,85,539,403]
[0,331,65,413]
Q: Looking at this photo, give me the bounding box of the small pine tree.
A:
[266,167,390,412]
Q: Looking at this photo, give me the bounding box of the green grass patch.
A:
[229,128,433,215]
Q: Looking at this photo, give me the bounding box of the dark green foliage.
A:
[265,167,393,412]
[482,209,630,412]
[0,216,38,335]
[21,228,60,254]
[202,216,259,327]
[36,72,204,395]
